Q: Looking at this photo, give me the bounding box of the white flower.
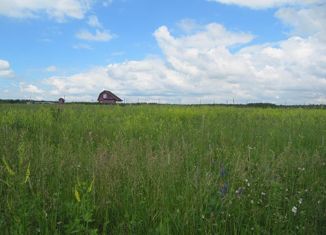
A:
[292,206,297,214]
[261,192,266,196]
[298,198,303,204]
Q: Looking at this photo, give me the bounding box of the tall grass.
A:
[0,104,325,234]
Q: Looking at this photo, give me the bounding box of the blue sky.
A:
[0,0,325,104]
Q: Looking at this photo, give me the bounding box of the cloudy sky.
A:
[0,0,325,104]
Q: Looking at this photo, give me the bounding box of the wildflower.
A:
[298,198,303,204]
[261,192,266,196]
[292,206,297,214]
[235,187,244,198]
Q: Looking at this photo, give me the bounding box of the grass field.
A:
[0,104,325,234]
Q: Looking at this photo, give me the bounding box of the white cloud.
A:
[0,0,93,21]
[275,4,326,38]
[34,1,325,105]
[45,65,57,72]
[20,83,44,94]
[43,18,326,104]
[155,23,253,50]
[76,29,113,41]
[45,59,189,99]
[77,15,114,42]
[87,15,102,28]
[209,0,321,9]
[177,19,201,34]
[0,59,14,78]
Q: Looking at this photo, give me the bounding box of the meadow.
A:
[0,104,325,234]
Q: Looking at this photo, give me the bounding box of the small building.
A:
[97,90,122,104]
[58,98,65,104]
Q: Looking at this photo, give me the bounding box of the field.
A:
[0,104,325,234]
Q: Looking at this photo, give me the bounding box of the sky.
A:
[0,0,325,104]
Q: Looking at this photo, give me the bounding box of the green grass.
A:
[0,104,325,234]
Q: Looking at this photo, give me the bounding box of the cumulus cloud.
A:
[154,24,254,78]
[0,59,14,78]
[275,4,326,38]
[0,0,93,21]
[209,0,322,9]
[20,83,44,94]
[45,59,190,101]
[44,16,326,104]
[41,0,326,104]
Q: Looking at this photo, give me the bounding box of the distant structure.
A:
[97,90,122,104]
[58,98,65,104]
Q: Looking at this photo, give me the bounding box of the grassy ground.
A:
[0,104,325,234]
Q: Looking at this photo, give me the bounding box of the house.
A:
[97,90,122,104]
[58,98,65,104]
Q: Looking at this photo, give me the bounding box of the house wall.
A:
[99,99,116,104]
